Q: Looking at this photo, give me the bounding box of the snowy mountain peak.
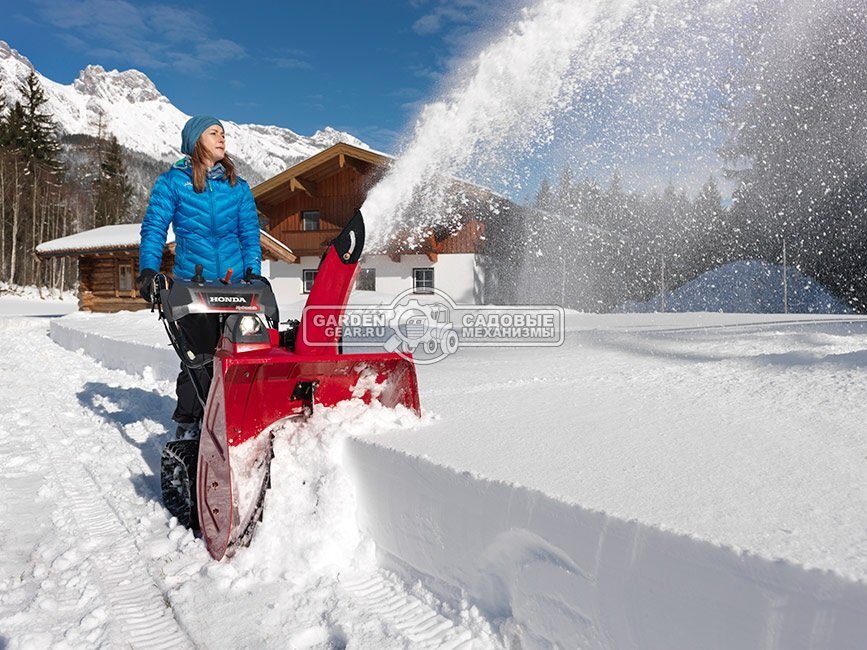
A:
[73,65,165,104]
[312,126,367,149]
[0,40,34,72]
[0,40,370,183]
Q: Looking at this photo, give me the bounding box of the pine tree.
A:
[554,167,574,214]
[12,71,63,285]
[93,134,133,227]
[1,102,26,152]
[691,176,727,268]
[534,179,553,211]
[16,71,60,175]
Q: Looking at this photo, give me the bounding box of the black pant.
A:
[172,314,222,424]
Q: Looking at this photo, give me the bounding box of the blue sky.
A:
[2,0,516,152]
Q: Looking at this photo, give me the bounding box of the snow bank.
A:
[162,400,494,648]
[50,310,177,382]
[0,283,78,316]
[348,441,867,649]
[623,260,852,314]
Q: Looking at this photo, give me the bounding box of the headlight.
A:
[239,315,263,337]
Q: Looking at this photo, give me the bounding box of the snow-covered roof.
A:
[35,224,175,257]
[36,223,296,263]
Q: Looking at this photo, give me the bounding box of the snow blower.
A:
[155,210,420,560]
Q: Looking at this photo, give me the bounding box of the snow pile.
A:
[623,260,852,313]
[0,282,74,301]
[234,400,426,581]
[0,283,78,316]
[160,400,498,648]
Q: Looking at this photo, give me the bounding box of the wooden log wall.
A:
[77,251,173,312]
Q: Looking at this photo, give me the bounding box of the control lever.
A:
[244,267,267,282]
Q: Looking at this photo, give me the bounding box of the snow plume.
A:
[363,0,755,247]
[365,0,867,310]
[363,0,640,249]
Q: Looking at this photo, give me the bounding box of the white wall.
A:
[268,253,482,305]
[268,256,321,305]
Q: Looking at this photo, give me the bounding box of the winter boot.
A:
[174,420,201,440]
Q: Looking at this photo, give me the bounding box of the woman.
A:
[138,115,262,437]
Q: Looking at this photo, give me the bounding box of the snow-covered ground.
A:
[3,292,867,648]
[0,303,497,648]
[0,285,78,317]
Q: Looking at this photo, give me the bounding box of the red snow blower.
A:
[155,210,420,560]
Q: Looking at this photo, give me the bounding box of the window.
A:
[118,263,133,292]
[302,210,320,231]
[355,268,376,291]
[413,267,434,294]
[302,269,318,293]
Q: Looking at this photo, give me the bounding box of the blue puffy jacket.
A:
[139,159,261,281]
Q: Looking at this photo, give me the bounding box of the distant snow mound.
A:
[622,260,853,314]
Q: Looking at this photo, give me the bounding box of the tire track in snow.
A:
[336,573,483,648]
[41,429,193,650]
[0,318,192,649]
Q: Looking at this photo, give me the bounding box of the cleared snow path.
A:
[0,317,192,648]
[0,316,497,649]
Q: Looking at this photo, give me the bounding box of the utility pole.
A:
[782,239,788,314]
[660,254,666,312]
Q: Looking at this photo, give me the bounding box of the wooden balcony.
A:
[278,228,342,258]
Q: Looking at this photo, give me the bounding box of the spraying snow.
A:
[363,0,642,248]
[623,261,854,313]
[363,0,867,313]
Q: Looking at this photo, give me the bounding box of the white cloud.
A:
[32,0,247,76]
[413,13,443,35]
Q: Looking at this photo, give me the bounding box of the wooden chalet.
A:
[36,224,296,313]
[253,142,515,303]
[253,143,387,257]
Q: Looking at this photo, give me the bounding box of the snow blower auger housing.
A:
[156,210,421,560]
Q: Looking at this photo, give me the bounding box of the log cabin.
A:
[35,224,296,312]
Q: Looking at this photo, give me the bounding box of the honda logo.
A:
[208,295,250,304]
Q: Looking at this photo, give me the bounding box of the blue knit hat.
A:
[181,115,223,155]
